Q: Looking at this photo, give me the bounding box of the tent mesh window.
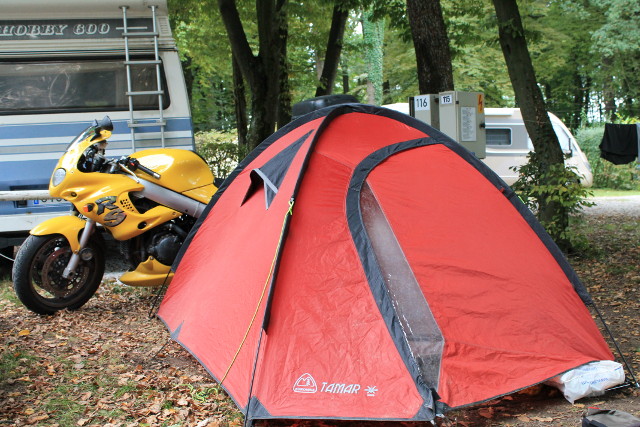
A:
[360,181,444,390]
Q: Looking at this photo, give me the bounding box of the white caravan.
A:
[0,0,193,251]
[382,103,593,187]
[483,108,593,187]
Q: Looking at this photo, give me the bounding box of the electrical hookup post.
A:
[409,91,486,159]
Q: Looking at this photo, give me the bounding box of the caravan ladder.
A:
[121,5,166,150]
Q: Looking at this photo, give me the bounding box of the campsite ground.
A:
[0,196,638,426]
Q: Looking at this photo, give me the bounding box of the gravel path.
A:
[584,195,640,217]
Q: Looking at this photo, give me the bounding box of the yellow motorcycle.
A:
[12,117,217,314]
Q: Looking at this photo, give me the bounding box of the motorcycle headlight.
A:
[51,168,66,187]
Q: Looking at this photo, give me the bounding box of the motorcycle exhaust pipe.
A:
[133,180,208,219]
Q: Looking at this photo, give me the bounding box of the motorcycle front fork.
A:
[62,218,96,279]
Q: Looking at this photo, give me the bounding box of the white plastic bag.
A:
[545,360,625,404]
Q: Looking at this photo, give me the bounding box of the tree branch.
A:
[217,0,258,87]
[316,3,349,96]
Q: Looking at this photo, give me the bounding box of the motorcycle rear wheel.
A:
[12,234,105,315]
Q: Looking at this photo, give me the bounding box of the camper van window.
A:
[0,59,169,114]
[486,128,511,146]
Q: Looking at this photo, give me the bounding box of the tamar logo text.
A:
[320,382,361,394]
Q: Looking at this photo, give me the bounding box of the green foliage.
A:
[442,0,514,106]
[287,2,336,102]
[591,0,640,54]
[589,0,640,119]
[167,0,640,137]
[381,25,419,103]
[521,0,601,129]
[195,130,250,179]
[576,125,640,190]
[511,152,594,250]
[362,9,385,105]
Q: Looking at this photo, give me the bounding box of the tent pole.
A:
[243,330,265,427]
[591,303,639,388]
[242,200,296,426]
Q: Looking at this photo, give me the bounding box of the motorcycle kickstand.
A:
[62,218,96,279]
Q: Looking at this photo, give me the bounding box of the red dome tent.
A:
[158,104,614,424]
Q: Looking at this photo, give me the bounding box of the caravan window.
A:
[0,58,169,115]
[486,128,511,146]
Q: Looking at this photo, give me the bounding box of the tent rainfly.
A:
[158,104,618,424]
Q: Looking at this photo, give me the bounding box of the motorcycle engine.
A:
[148,228,183,265]
[121,217,194,268]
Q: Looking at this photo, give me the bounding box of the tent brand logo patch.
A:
[293,373,317,393]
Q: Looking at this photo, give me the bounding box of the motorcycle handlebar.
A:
[137,163,161,180]
[121,157,161,180]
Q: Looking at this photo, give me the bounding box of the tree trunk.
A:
[341,60,350,94]
[218,0,288,150]
[570,65,585,129]
[406,0,454,94]
[277,1,291,128]
[492,0,567,245]
[232,55,247,147]
[602,56,617,120]
[315,3,349,97]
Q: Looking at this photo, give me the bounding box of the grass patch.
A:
[0,276,18,306]
[43,396,86,424]
[590,189,640,197]
[0,348,39,383]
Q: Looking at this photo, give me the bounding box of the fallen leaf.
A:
[478,408,494,419]
[28,414,50,423]
[18,329,30,336]
[531,417,554,422]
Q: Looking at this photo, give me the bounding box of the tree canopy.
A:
[168,0,639,134]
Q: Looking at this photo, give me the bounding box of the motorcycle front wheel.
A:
[12,234,105,315]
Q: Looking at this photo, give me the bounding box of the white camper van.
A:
[382,103,593,187]
[0,0,194,252]
[484,108,593,187]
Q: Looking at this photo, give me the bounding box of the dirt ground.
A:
[0,208,638,426]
